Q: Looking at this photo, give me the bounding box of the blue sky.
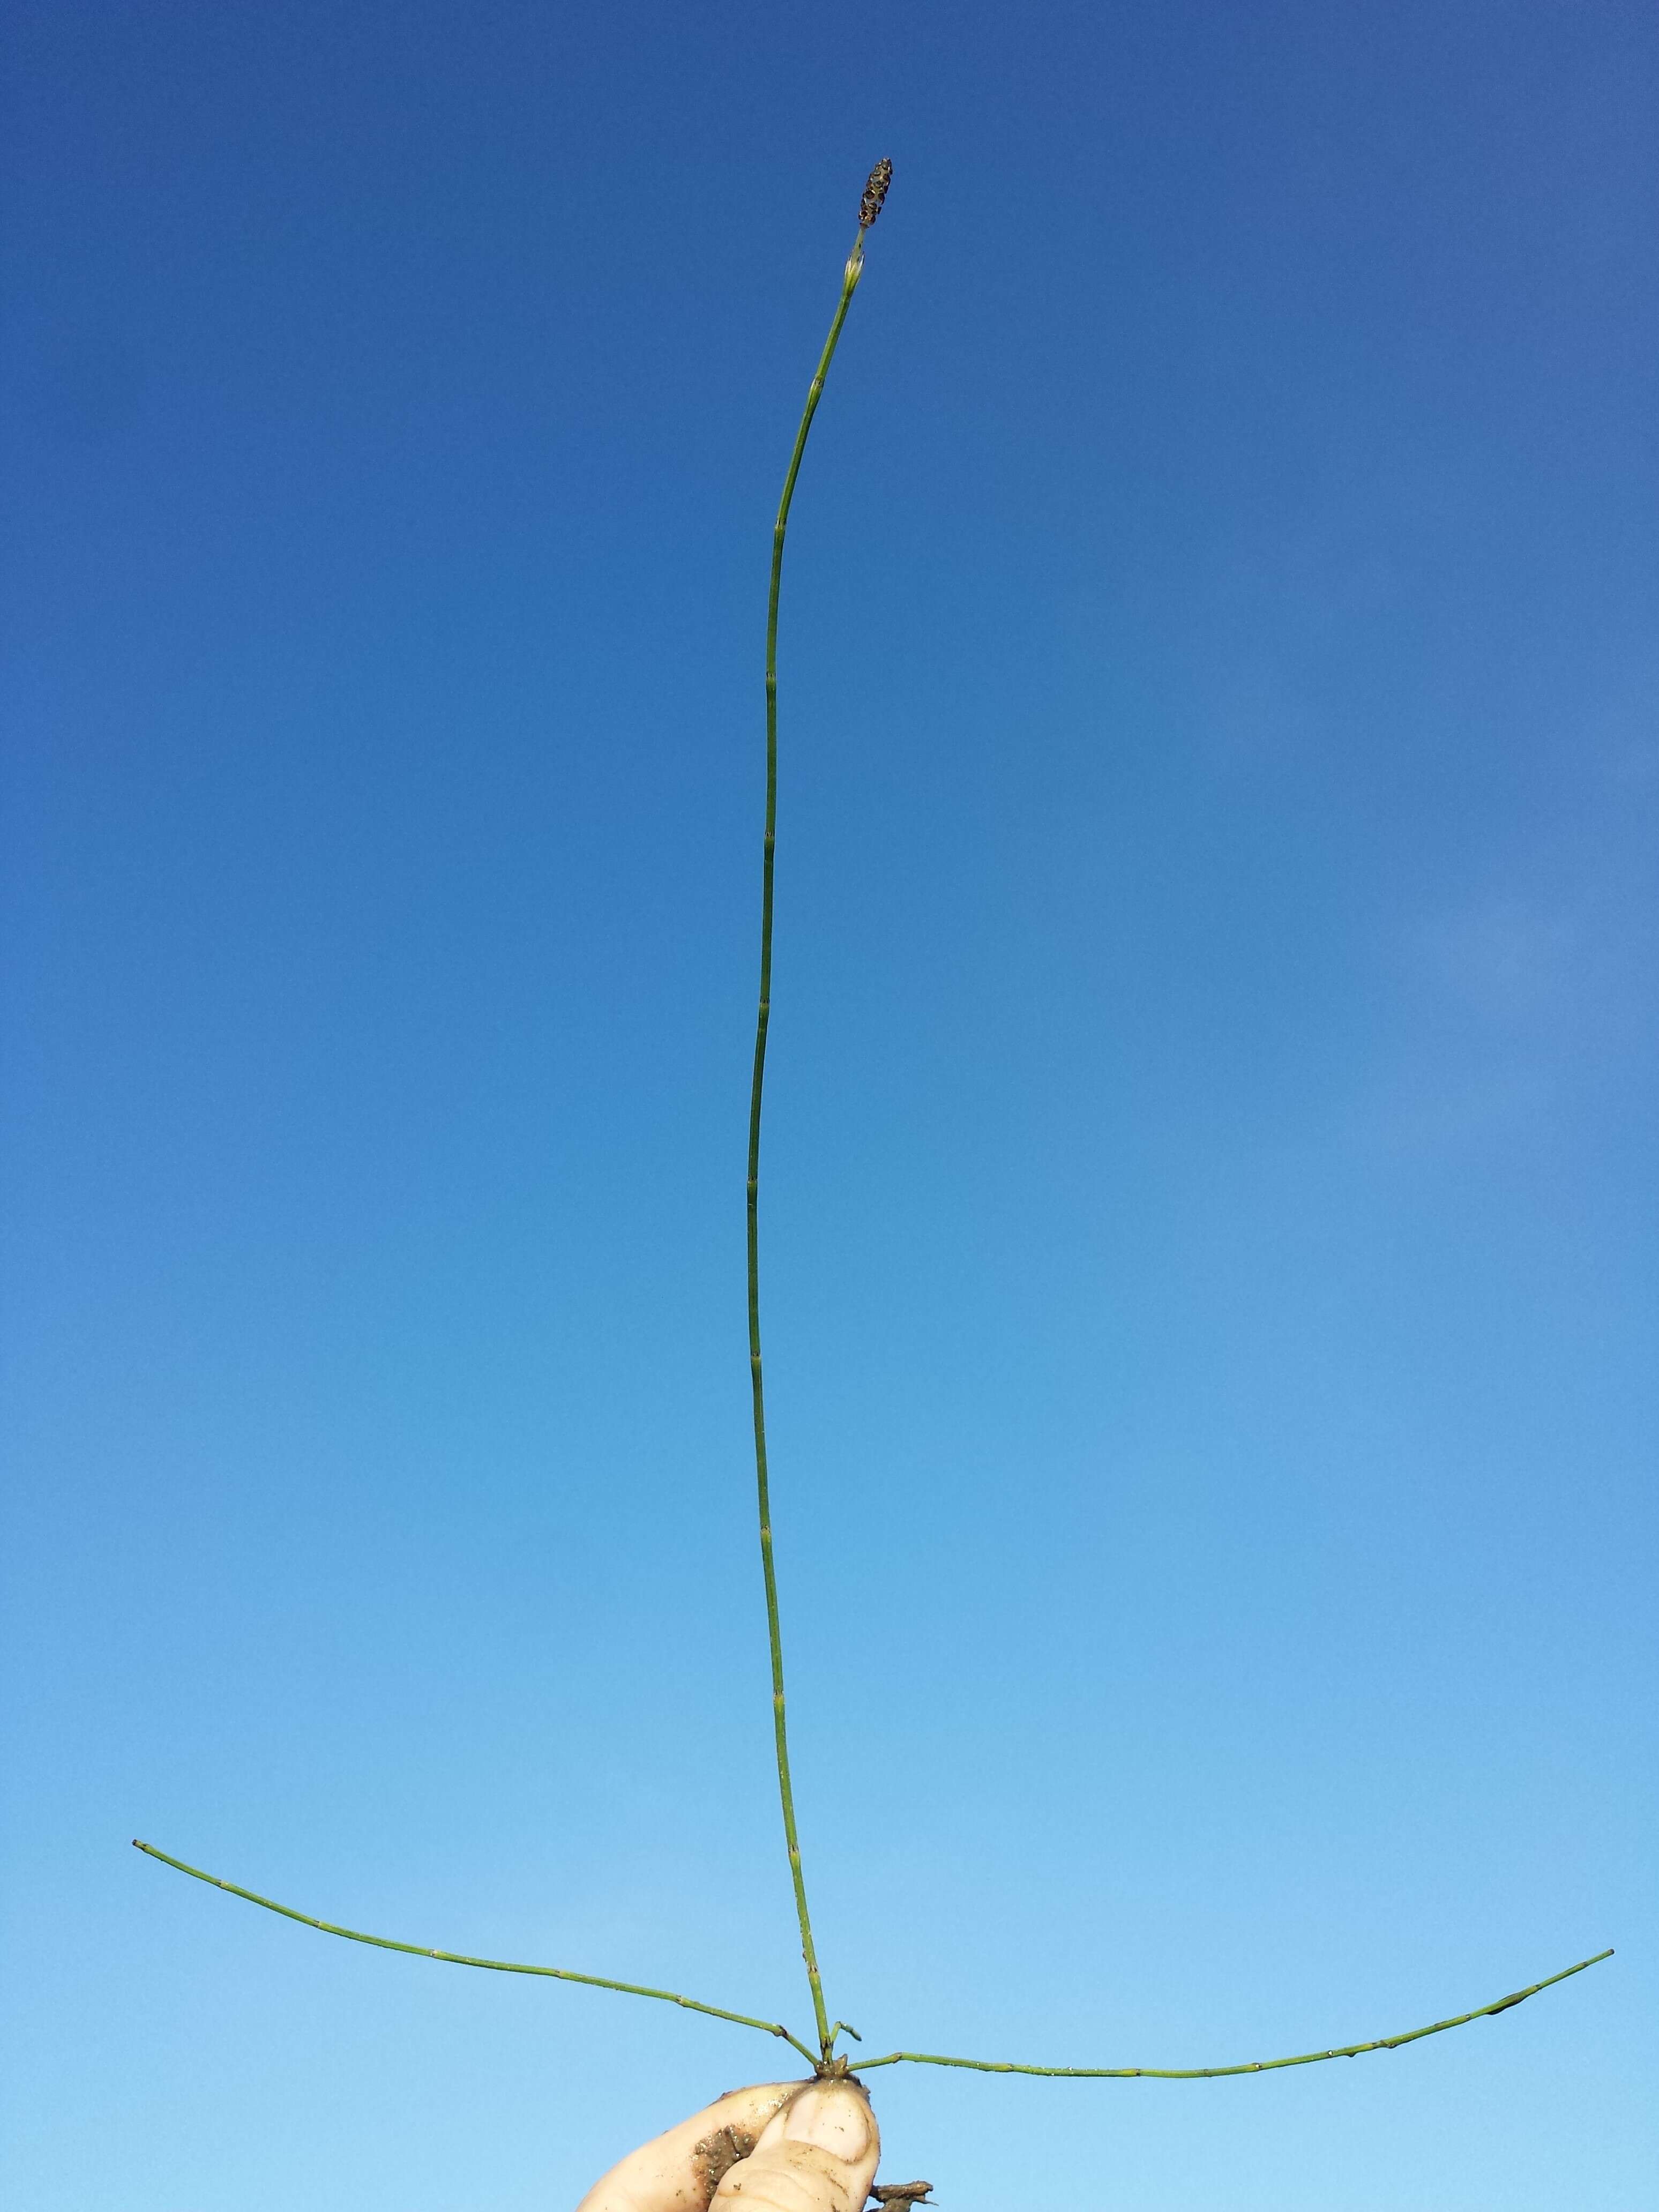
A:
[3,3,1654,2206]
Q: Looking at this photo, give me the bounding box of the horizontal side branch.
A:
[132,1841,819,2068]
[851,1949,1613,2079]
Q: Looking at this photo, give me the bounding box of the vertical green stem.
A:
[749,240,866,2065]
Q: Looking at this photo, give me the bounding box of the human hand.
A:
[574,2077,881,2212]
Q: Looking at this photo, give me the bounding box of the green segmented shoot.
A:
[134,157,1611,2121]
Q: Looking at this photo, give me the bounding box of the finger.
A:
[711,2079,880,2212]
[574,2081,811,2212]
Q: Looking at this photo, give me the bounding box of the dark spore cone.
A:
[859,159,893,231]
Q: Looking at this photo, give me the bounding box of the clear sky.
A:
[4,4,1654,2207]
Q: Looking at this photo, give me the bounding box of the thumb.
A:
[711,2079,881,2212]
[573,2080,812,2212]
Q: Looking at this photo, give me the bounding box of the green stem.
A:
[849,1948,1613,2078]
[132,1841,820,2068]
[749,235,868,2063]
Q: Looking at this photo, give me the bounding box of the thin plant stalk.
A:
[748,207,883,2064]
[847,1949,1614,2076]
[130,1841,822,2069]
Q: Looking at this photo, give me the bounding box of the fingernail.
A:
[781,2083,875,2161]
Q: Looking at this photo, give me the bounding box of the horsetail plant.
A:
[134,156,1610,2142]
